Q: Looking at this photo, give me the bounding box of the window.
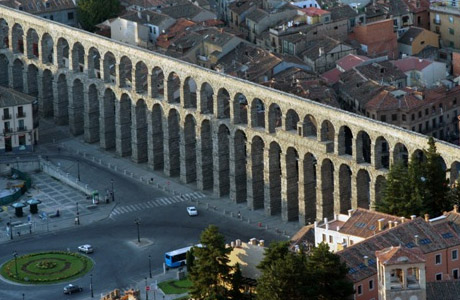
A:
[357,284,363,295]
[454,98,457,105]
[392,114,397,121]
[453,249,458,260]
[425,108,429,116]
[381,115,387,122]
[454,269,459,279]
[322,233,326,242]
[450,41,455,48]
[372,114,375,119]
[419,124,422,132]
[67,12,74,20]
[369,279,374,290]
[18,135,25,145]
[50,15,54,20]
[449,28,455,35]
[436,273,443,280]
[450,16,455,23]
[436,253,442,265]
[412,126,416,131]
[412,114,415,121]
[329,235,333,243]
[419,111,422,118]
[402,114,406,121]
[18,119,24,130]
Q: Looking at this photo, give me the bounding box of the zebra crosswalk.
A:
[109,192,206,218]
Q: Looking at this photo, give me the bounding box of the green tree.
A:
[189,225,231,300]
[229,263,243,299]
[257,240,290,271]
[448,178,460,206]
[77,0,121,32]
[186,247,195,273]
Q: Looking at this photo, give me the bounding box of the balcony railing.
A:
[3,128,12,134]
[17,126,27,132]
[2,114,11,120]
[16,112,26,118]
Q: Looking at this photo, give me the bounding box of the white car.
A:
[187,206,198,216]
[78,244,94,254]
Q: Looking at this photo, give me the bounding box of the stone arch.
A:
[27,64,38,96]
[183,114,197,183]
[57,37,69,68]
[357,169,370,209]
[303,153,317,223]
[87,83,99,142]
[200,82,214,114]
[450,161,460,183]
[87,47,100,79]
[321,159,334,219]
[167,72,180,104]
[285,109,299,132]
[41,69,53,117]
[103,51,116,84]
[394,143,409,166]
[133,99,148,163]
[217,88,230,119]
[119,56,132,89]
[0,18,9,49]
[71,42,85,72]
[200,119,213,190]
[251,136,265,209]
[250,98,265,128]
[0,54,9,87]
[41,33,53,65]
[70,78,84,135]
[285,147,299,221]
[375,175,386,207]
[150,104,164,170]
[356,130,371,164]
[101,88,116,149]
[183,77,197,109]
[117,93,132,156]
[268,141,282,215]
[338,126,353,156]
[12,59,24,92]
[303,114,317,138]
[233,93,248,125]
[11,23,24,54]
[26,28,39,59]
[56,73,68,125]
[339,164,352,214]
[268,103,282,133]
[166,108,180,176]
[135,61,148,94]
[151,67,164,99]
[233,130,247,203]
[216,124,231,196]
[320,120,335,153]
[412,149,426,163]
[375,136,390,169]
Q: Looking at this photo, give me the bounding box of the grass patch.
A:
[0,251,93,284]
[158,277,192,294]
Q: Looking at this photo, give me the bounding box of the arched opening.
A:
[303,153,317,223]
[87,47,100,79]
[217,124,230,196]
[250,98,265,128]
[167,109,180,176]
[183,77,197,109]
[233,93,248,125]
[412,149,426,163]
[451,161,460,184]
[11,23,24,54]
[339,164,352,214]
[0,19,9,49]
[303,115,317,138]
[27,64,38,96]
[200,119,213,190]
[167,72,180,104]
[71,42,85,72]
[119,56,132,89]
[375,175,386,207]
[285,109,299,132]
[151,67,164,99]
[103,51,116,84]
[339,126,353,156]
[135,61,148,94]
[150,104,164,170]
[234,130,247,203]
[268,142,282,215]
[134,99,148,163]
[0,54,9,87]
[101,88,116,150]
[56,74,69,125]
[285,147,299,221]
[12,59,24,92]
[57,38,69,68]
[268,103,282,133]
[70,79,84,136]
[320,120,335,153]
[251,136,265,209]
[200,83,214,114]
[41,69,54,117]
[356,130,371,164]
[41,33,53,65]
[394,143,409,166]
[26,28,39,59]
[217,88,230,119]
[183,114,197,183]
[321,159,334,219]
[117,94,132,157]
[375,137,390,169]
[87,84,99,143]
[357,169,370,209]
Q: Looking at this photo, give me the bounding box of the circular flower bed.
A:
[0,251,93,284]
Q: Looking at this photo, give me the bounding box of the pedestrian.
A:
[237,211,241,219]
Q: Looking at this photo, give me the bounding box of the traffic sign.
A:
[146,286,150,291]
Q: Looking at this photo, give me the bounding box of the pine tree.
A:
[229,263,243,299]
[77,0,121,32]
[448,178,460,206]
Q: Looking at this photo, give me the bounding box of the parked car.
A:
[187,206,198,216]
[63,284,83,294]
[77,244,94,254]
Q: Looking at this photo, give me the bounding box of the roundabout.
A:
[0,251,93,284]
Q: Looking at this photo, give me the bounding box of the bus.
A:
[164,244,201,268]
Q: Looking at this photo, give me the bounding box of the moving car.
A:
[78,244,94,254]
[63,284,83,294]
[186,206,198,216]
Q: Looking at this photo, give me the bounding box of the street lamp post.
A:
[145,277,149,300]
[111,179,115,202]
[75,202,80,225]
[13,251,18,277]
[90,273,94,298]
[135,218,141,243]
[77,160,80,181]
[149,255,152,278]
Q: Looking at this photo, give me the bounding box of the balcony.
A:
[16,112,26,118]
[17,126,27,132]
[2,114,11,120]
[3,128,12,134]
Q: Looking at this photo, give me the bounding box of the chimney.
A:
[411,215,417,220]
[424,213,430,222]
[364,256,369,266]
[324,217,329,230]
[236,239,241,247]
[348,209,354,217]
[378,218,385,231]
[249,238,257,245]
[146,14,150,22]
[393,221,398,227]
[259,240,265,247]
[388,220,393,229]
[414,234,419,246]
[400,216,406,223]
[319,47,324,57]
[455,205,459,213]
